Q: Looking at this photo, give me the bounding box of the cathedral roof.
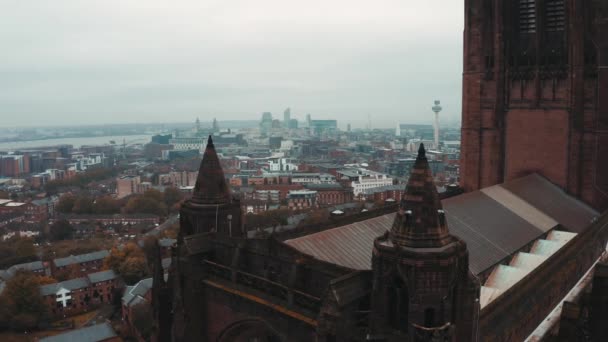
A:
[191,135,232,205]
[389,143,451,248]
[285,173,598,275]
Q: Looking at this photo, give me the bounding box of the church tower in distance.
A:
[460,0,608,211]
[369,144,480,341]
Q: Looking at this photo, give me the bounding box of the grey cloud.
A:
[0,0,464,128]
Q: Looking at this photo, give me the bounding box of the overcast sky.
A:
[0,0,464,128]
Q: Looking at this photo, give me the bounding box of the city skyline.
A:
[1,0,464,127]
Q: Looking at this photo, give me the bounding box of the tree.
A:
[72,195,94,214]
[163,187,183,210]
[125,196,167,216]
[49,219,74,241]
[104,243,149,285]
[56,194,76,213]
[13,238,36,258]
[0,271,49,331]
[143,189,163,203]
[93,196,120,214]
[104,247,126,272]
[161,223,179,239]
[119,257,149,285]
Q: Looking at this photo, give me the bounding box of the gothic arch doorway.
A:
[217,319,282,342]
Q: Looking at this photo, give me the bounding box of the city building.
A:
[116,175,141,199]
[287,189,318,210]
[0,155,25,177]
[51,250,110,278]
[0,260,48,281]
[304,183,353,206]
[338,168,394,196]
[266,157,298,172]
[23,197,57,222]
[158,171,198,187]
[359,184,407,202]
[151,134,172,145]
[387,158,445,179]
[283,107,291,128]
[121,277,153,338]
[460,0,608,211]
[58,214,160,227]
[254,190,280,203]
[40,270,122,318]
[169,137,207,152]
[310,119,338,136]
[291,173,336,185]
[260,112,273,135]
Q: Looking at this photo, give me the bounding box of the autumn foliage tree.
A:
[55,194,76,213]
[92,196,121,214]
[104,243,150,285]
[0,237,37,269]
[0,271,51,331]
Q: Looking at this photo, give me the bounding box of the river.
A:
[0,134,153,151]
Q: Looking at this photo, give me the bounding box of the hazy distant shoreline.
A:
[0,134,152,151]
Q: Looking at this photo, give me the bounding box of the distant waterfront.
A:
[0,134,152,151]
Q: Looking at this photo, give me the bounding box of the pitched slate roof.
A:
[53,250,109,268]
[39,322,117,342]
[2,260,45,279]
[40,277,89,296]
[122,277,153,307]
[86,269,118,284]
[285,173,599,275]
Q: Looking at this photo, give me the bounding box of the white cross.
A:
[56,288,72,308]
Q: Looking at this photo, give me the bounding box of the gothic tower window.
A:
[546,0,565,32]
[519,0,537,33]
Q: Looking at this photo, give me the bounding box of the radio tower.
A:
[431,100,442,150]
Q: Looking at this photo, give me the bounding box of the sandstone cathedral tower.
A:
[460,0,608,211]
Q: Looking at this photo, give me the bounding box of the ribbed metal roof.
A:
[500,174,598,233]
[285,174,598,275]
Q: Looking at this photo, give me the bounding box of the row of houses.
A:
[41,269,122,318]
[0,250,110,284]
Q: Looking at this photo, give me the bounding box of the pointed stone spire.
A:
[390,143,451,248]
[191,135,232,205]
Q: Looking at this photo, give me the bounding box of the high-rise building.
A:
[461,0,608,211]
[283,107,291,128]
[310,119,338,136]
[260,112,273,134]
[212,118,219,132]
[0,155,24,177]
